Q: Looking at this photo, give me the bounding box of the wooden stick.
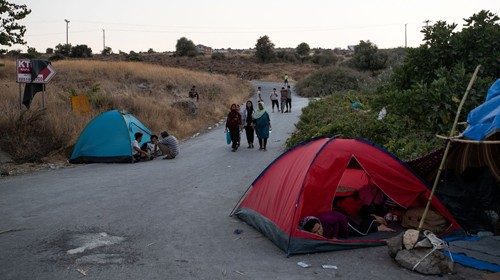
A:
[418,65,481,231]
[436,134,500,144]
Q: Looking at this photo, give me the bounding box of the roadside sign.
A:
[16,59,57,84]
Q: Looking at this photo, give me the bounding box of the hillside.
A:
[0,60,251,163]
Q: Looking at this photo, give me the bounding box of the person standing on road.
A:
[280,87,288,113]
[286,85,292,112]
[225,104,242,152]
[257,86,263,103]
[284,74,289,86]
[253,101,271,151]
[242,100,255,148]
[270,88,279,113]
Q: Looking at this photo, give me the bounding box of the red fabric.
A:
[238,138,461,241]
[335,197,362,217]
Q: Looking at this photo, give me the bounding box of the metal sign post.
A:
[16,59,56,110]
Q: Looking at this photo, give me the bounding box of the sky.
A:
[8,0,500,53]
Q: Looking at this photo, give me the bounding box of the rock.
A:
[0,149,13,164]
[171,100,198,116]
[387,232,404,258]
[395,248,453,275]
[403,229,420,250]
[137,83,151,90]
[415,237,433,249]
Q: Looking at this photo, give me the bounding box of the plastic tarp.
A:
[463,79,500,140]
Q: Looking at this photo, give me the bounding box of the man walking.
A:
[270,88,279,113]
[280,87,288,113]
[286,85,292,112]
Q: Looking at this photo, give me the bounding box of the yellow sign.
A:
[71,95,91,114]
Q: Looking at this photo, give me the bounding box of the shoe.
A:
[231,149,236,152]
[250,144,254,148]
[247,145,252,148]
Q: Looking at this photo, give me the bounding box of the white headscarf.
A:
[252,101,267,119]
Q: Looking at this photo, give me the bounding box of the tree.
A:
[175,37,196,57]
[352,40,387,71]
[296,42,310,56]
[147,48,155,54]
[46,47,53,54]
[255,35,275,63]
[70,44,92,58]
[0,1,31,54]
[101,46,112,55]
[55,43,71,56]
[26,46,39,58]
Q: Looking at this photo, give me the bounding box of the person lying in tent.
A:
[132,132,149,162]
[334,194,395,236]
[299,211,349,239]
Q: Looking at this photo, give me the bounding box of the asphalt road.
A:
[0,81,479,280]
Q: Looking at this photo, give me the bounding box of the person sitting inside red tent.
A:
[299,211,349,239]
[335,194,395,236]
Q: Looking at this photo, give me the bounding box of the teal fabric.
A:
[70,110,153,163]
[255,112,270,139]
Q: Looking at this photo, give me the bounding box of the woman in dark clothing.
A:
[242,100,255,148]
[225,104,242,152]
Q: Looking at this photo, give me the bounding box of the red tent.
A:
[231,138,461,255]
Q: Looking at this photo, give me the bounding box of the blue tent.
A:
[70,110,153,163]
[463,79,500,140]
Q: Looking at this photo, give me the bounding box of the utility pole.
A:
[405,23,407,48]
[102,29,106,51]
[64,19,70,45]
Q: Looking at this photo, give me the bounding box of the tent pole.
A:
[417,65,481,232]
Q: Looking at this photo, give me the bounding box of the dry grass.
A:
[0,59,251,162]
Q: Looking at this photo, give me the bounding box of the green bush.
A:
[55,43,71,56]
[126,51,141,61]
[286,94,442,159]
[70,44,92,58]
[311,51,339,66]
[211,52,225,60]
[352,40,387,71]
[296,66,362,97]
[175,37,196,57]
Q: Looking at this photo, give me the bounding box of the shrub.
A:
[211,52,225,60]
[296,42,310,56]
[55,43,71,56]
[352,40,387,71]
[126,51,141,61]
[311,50,339,66]
[26,46,39,58]
[101,46,112,56]
[70,44,92,58]
[175,37,196,57]
[296,66,361,97]
[286,94,442,159]
[255,35,275,63]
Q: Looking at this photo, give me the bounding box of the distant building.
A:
[196,44,213,55]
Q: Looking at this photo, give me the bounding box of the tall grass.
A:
[0,59,251,162]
